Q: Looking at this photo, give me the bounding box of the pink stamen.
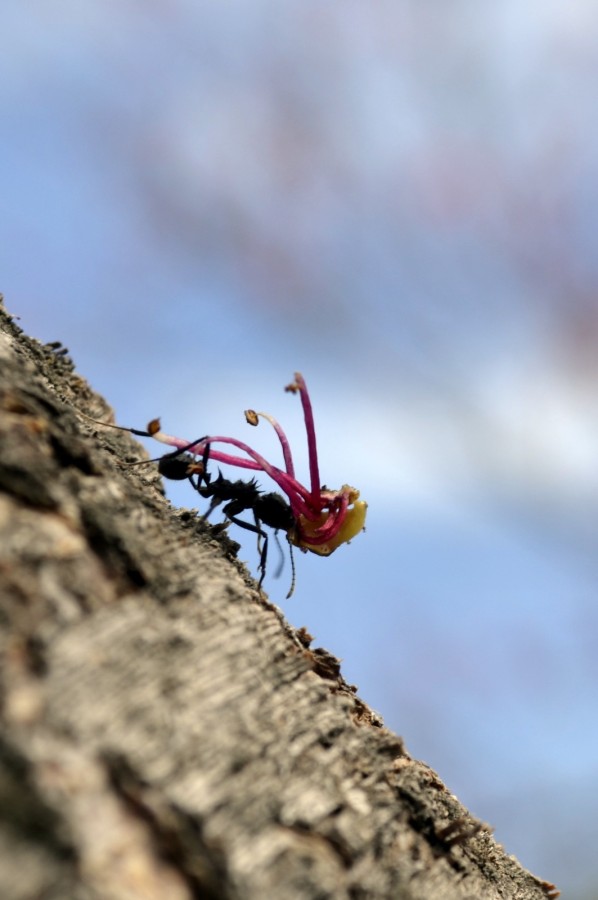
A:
[298,496,349,546]
[152,430,314,512]
[248,411,295,479]
[286,373,321,500]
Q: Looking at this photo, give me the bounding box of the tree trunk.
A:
[0,298,558,900]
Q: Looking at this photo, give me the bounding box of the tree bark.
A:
[0,298,559,900]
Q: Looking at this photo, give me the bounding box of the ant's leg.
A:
[201,495,223,521]
[251,511,271,580]
[199,440,213,489]
[255,529,293,596]
[271,531,285,579]
[194,442,226,519]
[226,515,269,589]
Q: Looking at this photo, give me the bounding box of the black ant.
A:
[126,431,298,597]
[80,372,367,599]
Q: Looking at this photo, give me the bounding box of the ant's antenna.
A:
[77,409,161,439]
[286,541,296,600]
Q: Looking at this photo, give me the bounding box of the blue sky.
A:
[2,3,598,895]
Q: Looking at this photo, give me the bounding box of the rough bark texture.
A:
[0,298,559,900]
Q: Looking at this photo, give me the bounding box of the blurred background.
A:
[1,2,597,895]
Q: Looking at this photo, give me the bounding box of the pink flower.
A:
[149,373,367,556]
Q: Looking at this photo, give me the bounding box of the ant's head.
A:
[157,453,203,482]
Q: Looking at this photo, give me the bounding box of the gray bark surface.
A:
[0,299,559,899]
